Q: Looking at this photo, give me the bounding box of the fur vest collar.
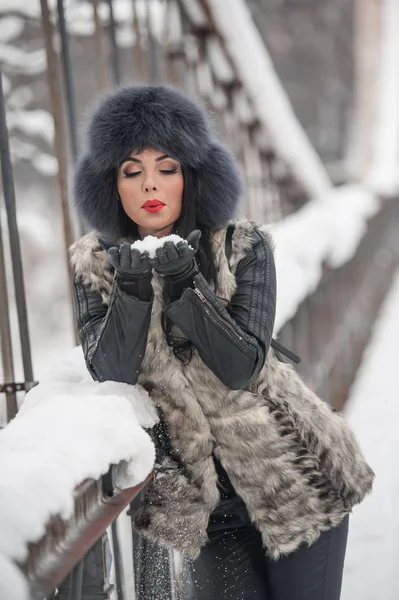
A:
[70,218,374,559]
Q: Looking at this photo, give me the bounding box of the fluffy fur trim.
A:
[70,218,374,559]
[73,85,243,237]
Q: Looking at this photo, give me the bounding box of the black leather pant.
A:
[190,461,349,600]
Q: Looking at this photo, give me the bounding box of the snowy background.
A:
[342,269,399,600]
[1,0,399,598]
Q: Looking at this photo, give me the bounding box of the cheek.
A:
[117,179,140,210]
[171,177,184,210]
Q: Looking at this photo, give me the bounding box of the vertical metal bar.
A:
[131,0,146,82]
[67,561,83,600]
[0,198,17,421]
[146,0,158,83]
[92,0,108,91]
[0,71,34,409]
[111,520,124,600]
[39,0,78,346]
[57,0,79,162]
[108,0,121,86]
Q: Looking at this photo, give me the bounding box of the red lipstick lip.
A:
[142,199,165,208]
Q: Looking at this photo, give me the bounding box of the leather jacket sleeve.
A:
[164,230,276,390]
[73,276,153,384]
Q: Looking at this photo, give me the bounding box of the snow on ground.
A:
[0,346,157,564]
[341,269,399,600]
[367,0,399,196]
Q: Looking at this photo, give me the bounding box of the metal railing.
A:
[21,466,147,600]
[0,72,37,421]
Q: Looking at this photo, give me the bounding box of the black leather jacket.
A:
[72,229,276,391]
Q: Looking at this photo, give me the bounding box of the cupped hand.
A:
[149,230,202,279]
[98,238,152,279]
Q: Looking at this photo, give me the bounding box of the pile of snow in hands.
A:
[131,234,191,258]
[0,346,157,597]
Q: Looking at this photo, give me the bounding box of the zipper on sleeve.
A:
[192,284,254,355]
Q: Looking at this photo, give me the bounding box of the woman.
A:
[70,84,374,599]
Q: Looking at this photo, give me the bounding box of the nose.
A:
[142,172,157,193]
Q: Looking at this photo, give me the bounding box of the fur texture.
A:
[70,219,374,559]
[73,85,243,238]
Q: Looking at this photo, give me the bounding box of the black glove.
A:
[149,230,201,281]
[98,238,153,300]
[99,239,151,279]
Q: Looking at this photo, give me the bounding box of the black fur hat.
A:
[73,84,243,238]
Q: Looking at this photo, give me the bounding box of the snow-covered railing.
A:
[0,348,157,599]
[276,194,399,410]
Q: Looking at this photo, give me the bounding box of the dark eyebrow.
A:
[119,156,140,167]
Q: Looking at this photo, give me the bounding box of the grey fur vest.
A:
[70,217,374,559]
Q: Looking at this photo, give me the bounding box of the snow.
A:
[0,0,39,18]
[131,233,187,258]
[64,0,165,41]
[206,0,332,201]
[6,85,34,110]
[6,109,54,145]
[0,554,29,600]
[179,0,208,28]
[342,269,399,600]
[0,346,157,563]
[0,44,46,76]
[165,0,182,46]
[206,35,235,85]
[32,151,58,176]
[367,0,399,196]
[270,184,379,333]
[9,138,58,176]
[1,71,10,95]
[0,16,24,43]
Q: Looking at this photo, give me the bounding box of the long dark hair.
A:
[161,166,217,364]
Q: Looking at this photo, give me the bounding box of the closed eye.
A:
[123,171,141,178]
[160,169,178,174]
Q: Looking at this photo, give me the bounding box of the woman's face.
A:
[117,147,184,239]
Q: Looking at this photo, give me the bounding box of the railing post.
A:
[66,561,83,600]
[108,0,121,86]
[56,535,113,600]
[56,0,80,163]
[39,0,78,345]
[0,188,17,422]
[92,0,109,92]
[0,71,35,419]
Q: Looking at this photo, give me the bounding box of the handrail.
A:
[19,466,150,600]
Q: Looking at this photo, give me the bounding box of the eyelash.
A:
[123,168,178,178]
